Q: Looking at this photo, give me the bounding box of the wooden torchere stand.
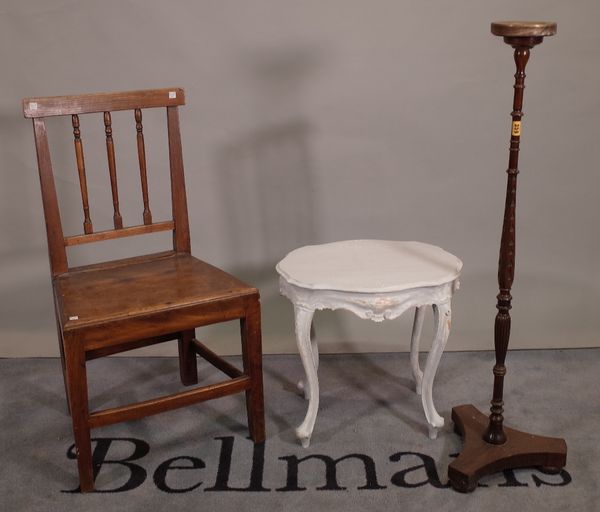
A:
[448,21,567,493]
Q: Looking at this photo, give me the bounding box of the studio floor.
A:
[1,349,598,511]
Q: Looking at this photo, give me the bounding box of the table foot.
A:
[428,425,443,439]
[296,428,312,448]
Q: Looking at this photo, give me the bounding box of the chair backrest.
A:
[23,87,191,276]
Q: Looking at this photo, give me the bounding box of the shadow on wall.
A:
[218,44,323,267]
[214,120,331,354]
[217,120,316,266]
[209,45,351,354]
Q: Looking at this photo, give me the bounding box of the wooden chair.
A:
[23,88,265,492]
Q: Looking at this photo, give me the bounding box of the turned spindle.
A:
[71,114,93,234]
[135,108,153,225]
[104,111,123,229]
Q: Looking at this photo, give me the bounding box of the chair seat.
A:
[276,240,462,293]
[55,252,256,331]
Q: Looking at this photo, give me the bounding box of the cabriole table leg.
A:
[293,305,318,448]
[421,301,451,439]
[410,306,426,395]
[297,321,319,400]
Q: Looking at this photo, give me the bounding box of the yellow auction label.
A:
[512,120,521,136]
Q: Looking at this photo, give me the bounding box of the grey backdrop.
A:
[1,0,599,357]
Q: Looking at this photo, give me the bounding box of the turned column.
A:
[484,37,534,445]
[448,21,567,493]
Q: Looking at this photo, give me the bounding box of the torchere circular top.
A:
[491,21,557,37]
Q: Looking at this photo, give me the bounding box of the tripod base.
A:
[448,404,567,492]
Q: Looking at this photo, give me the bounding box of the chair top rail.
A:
[23,87,185,118]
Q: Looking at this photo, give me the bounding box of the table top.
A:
[276,240,462,293]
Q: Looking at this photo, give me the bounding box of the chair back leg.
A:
[178,329,199,386]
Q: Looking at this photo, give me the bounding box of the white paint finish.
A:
[292,305,318,448]
[422,302,451,440]
[297,322,318,401]
[276,240,462,293]
[410,306,425,395]
[277,240,461,446]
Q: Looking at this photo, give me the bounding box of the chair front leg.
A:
[63,333,94,492]
[241,298,265,443]
[178,329,198,386]
[421,301,451,440]
[54,312,71,415]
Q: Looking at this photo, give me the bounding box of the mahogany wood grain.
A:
[178,329,199,386]
[86,332,175,360]
[64,220,174,246]
[54,253,255,329]
[71,115,93,234]
[23,87,185,118]
[449,23,565,493]
[74,297,250,349]
[63,333,94,492]
[449,405,567,492]
[241,299,266,443]
[68,250,176,273]
[32,118,68,276]
[192,339,244,378]
[103,111,123,229]
[167,106,191,253]
[88,376,251,428]
[53,299,70,414]
[483,45,531,445]
[491,21,557,38]
[24,87,265,492]
[134,108,153,224]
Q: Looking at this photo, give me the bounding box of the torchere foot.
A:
[448,404,567,493]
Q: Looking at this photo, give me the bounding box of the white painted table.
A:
[276,240,462,447]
